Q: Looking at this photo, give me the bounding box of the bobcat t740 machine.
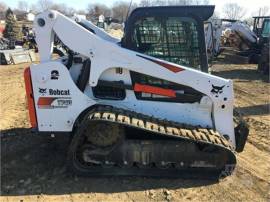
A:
[24,6,248,178]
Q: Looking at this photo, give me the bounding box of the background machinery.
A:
[0,25,37,65]
[205,19,257,63]
[24,6,249,178]
[255,17,270,74]
[205,16,270,67]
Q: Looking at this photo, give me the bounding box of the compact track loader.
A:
[24,6,249,178]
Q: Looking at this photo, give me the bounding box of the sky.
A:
[2,0,269,18]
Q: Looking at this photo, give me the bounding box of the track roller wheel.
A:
[67,112,125,175]
[118,160,133,168]
[102,160,115,168]
[135,162,152,169]
[174,162,186,169]
[155,162,171,169]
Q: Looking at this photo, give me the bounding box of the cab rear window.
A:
[133,17,201,70]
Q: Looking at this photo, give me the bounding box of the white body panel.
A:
[31,62,96,131]
[31,10,236,147]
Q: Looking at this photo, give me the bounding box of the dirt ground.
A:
[0,62,269,201]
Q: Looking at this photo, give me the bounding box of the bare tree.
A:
[17,1,29,12]
[193,0,209,5]
[209,11,220,20]
[29,4,39,13]
[0,1,7,13]
[152,0,167,6]
[140,0,209,6]
[30,1,76,15]
[256,6,269,16]
[244,17,254,27]
[66,7,76,16]
[112,1,137,22]
[174,0,190,5]
[49,3,75,16]
[76,10,86,15]
[140,0,152,6]
[112,1,128,22]
[222,3,246,20]
[37,0,53,11]
[87,3,111,20]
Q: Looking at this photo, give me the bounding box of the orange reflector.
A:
[24,67,37,128]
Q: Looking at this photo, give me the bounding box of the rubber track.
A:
[69,105,237,178]
[87,105,235,154]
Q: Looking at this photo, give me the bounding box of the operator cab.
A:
[260,18,270,44]
[261,18,270,37]
[253,16,270,45]
[253,16,270,36]
[122,6,215,73]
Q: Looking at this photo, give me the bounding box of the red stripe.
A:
[24,67,37,128]
[134,83,176,98]
[137,55,185,73]
[37,97,56,106]
[154,60,184,73]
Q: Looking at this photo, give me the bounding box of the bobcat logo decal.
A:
[211,85,225,97]
[39,88,47,94]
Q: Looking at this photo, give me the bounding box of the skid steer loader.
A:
[24,6,249,178]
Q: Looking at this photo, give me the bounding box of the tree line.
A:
[0,0,269,23]
[0,0,269,43]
